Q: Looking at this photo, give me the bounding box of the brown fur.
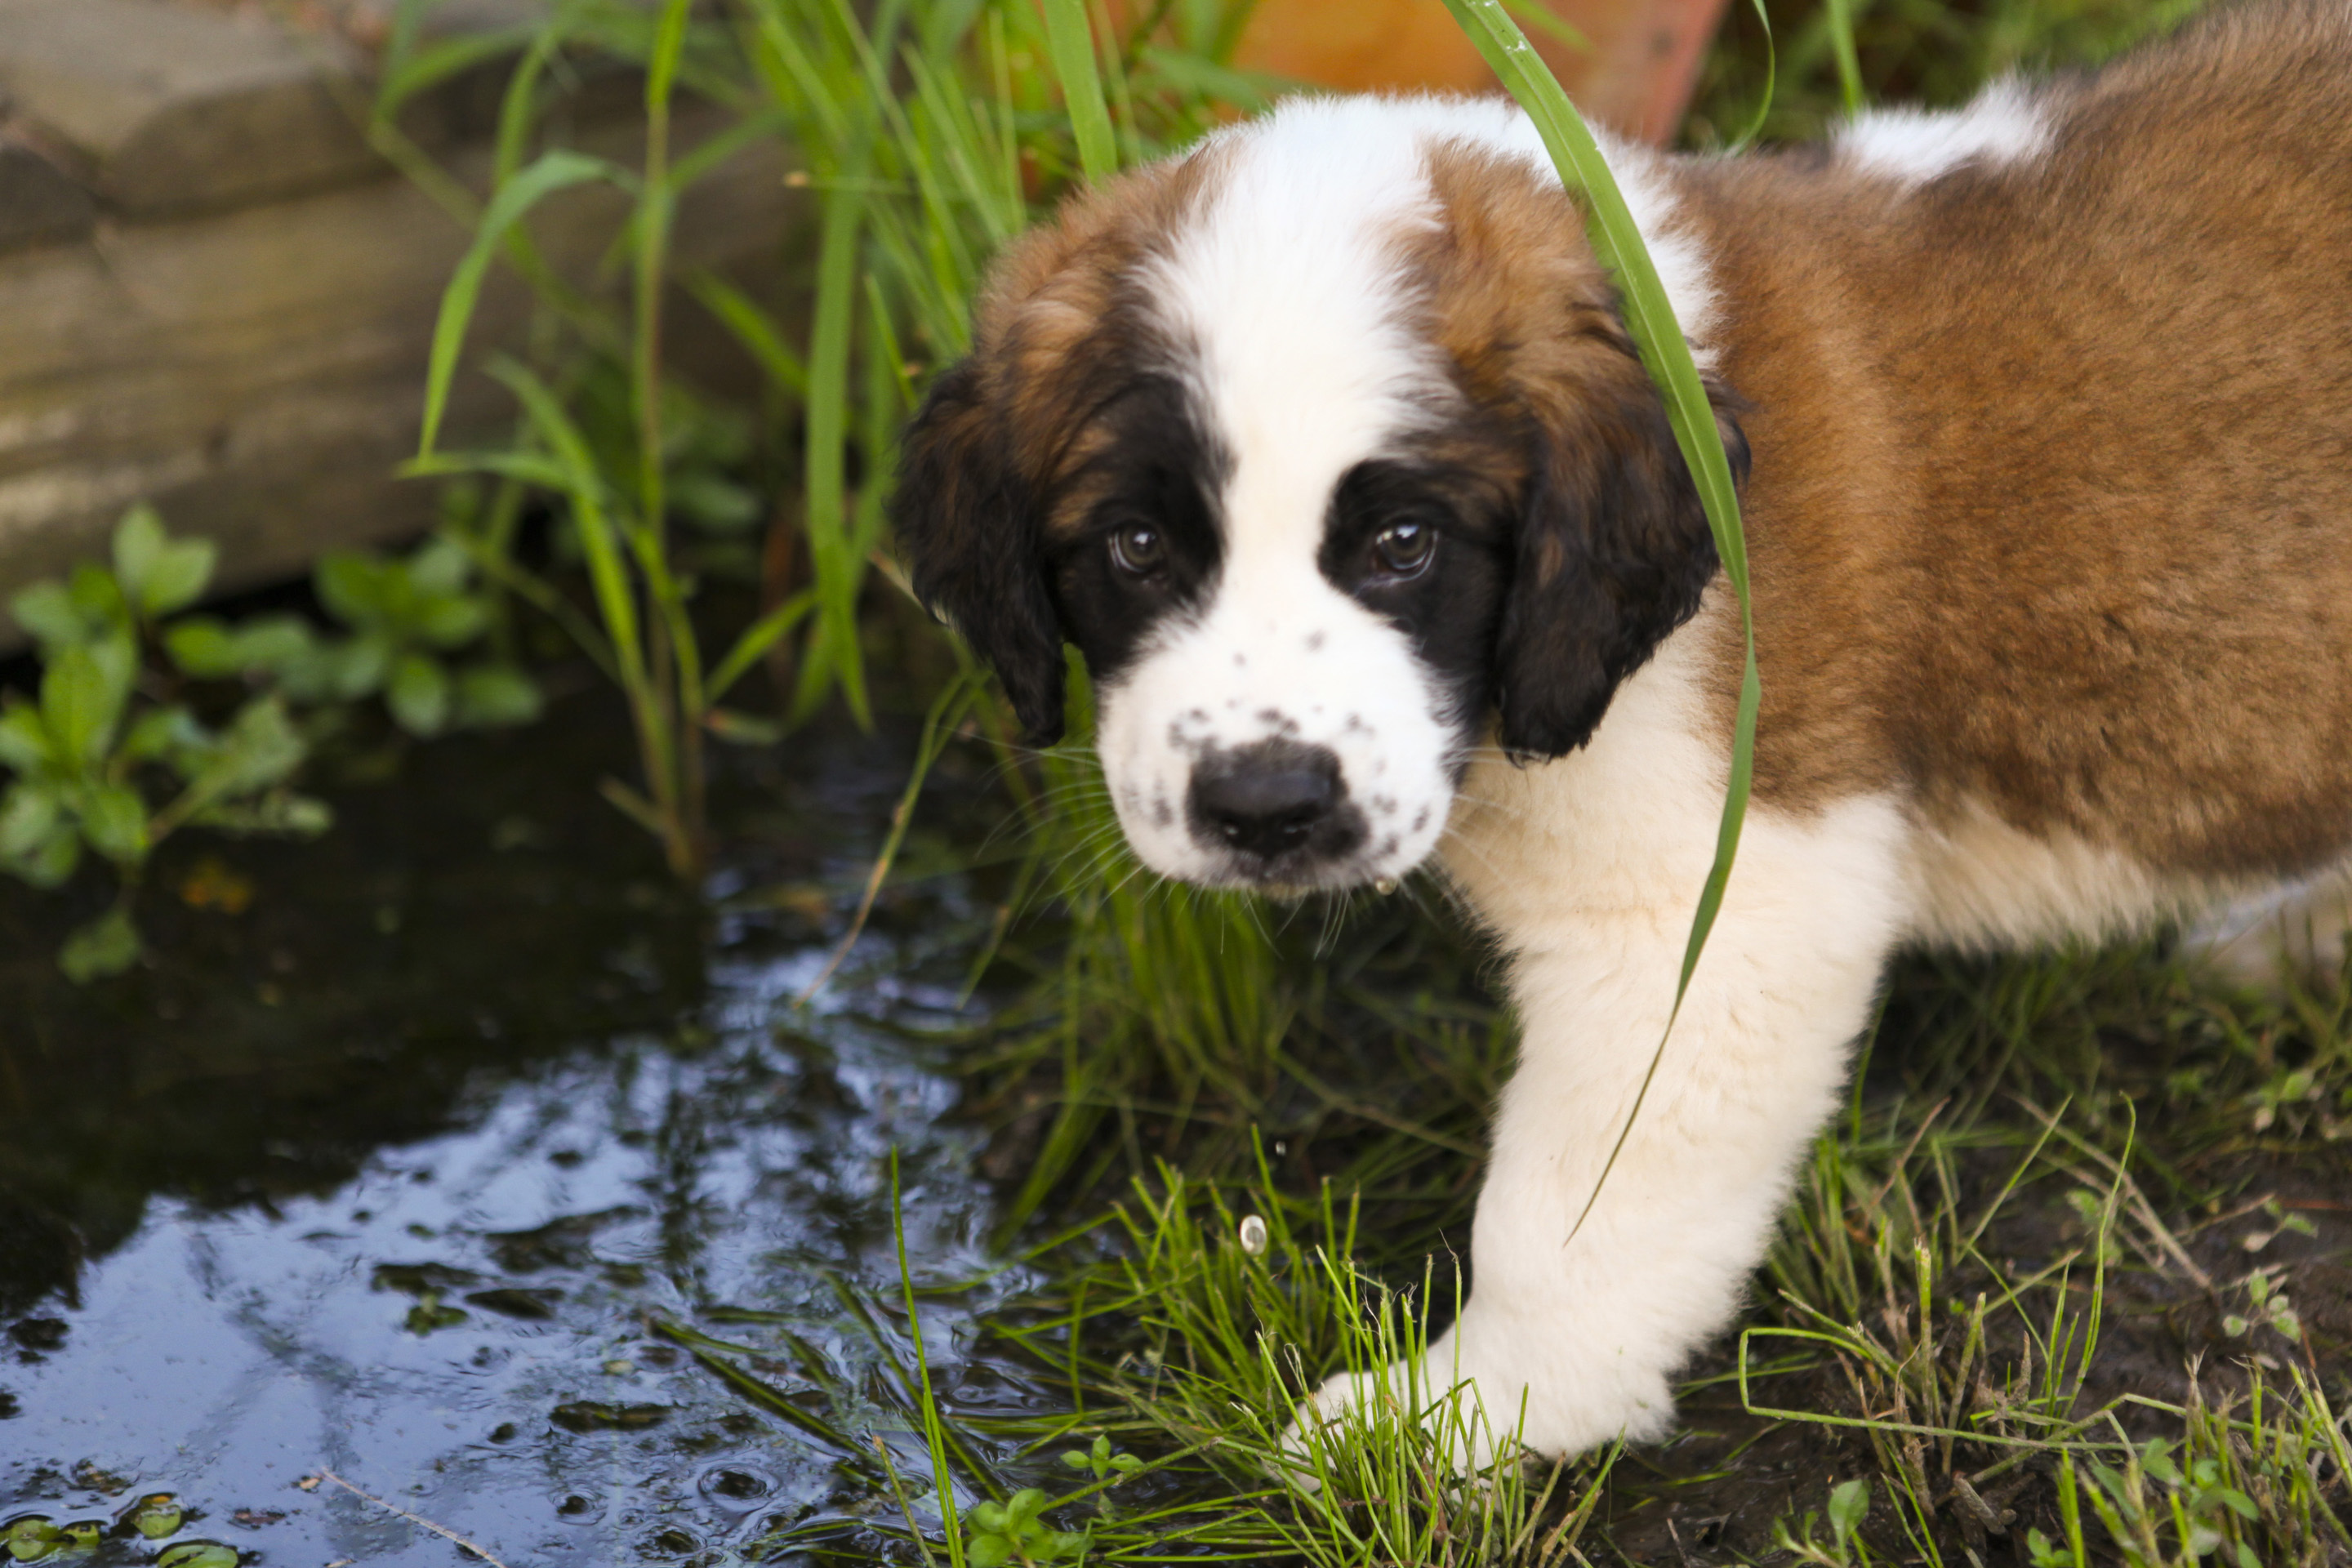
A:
[1650,0,2352,876]
[961,145,1227,531]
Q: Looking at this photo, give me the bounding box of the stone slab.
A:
[0,105,800,607]
[0,131,92,252]
[0,0,387,215]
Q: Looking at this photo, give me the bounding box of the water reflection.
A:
[0,699,1032,1565]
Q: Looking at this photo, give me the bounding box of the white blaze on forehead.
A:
[1151,98,1456,555]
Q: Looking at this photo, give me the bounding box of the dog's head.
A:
[893,98,1745,892]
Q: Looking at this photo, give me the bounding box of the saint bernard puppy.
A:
[891,0,2352,1463]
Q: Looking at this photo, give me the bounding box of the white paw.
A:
[1273,1344,1524,1486]
[1271,1325,1677,1487]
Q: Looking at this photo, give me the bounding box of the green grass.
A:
[373,0,2352,1560]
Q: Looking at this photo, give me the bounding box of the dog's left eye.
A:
[1110,523,1165,577]
[1370,522,1436,579]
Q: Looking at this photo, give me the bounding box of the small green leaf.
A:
[230,615,317,672]
[191,791,332,838]
[453,665,542,728]
[110,504,166,593]
[1828,1478,1869,1539]
[80,782,150,866]
[114,505,215,617]
[967,1539,1010,1568]
[193,698,308,795]
[405,537,473,598]
[156,1545,239,1568]
[9,581,88,649]
[0,784,60,858]
[387,653,452,736]
[328,635,394,701]
[3,817,80,889]
[164,617,242,678]
[57,1521,100,1548]
[0,701,54,773]
[121,706,203,764]
[65,564,129,629]
[412,594,492,648]
[60,907,141,982]
[127,1495,182,1540]
[314,552,390,628]
[41,638,136,770]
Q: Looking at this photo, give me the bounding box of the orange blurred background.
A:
[1224,0,1730,144]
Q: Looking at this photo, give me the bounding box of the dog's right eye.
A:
[1109,523,1165,577]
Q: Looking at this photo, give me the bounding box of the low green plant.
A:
[2,507,329,979]
[962,1490,1086,1566]
[1775,1477,1879,1566]
[171,533,540,737]
[2,505,539,980]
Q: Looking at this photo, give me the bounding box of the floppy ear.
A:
[1493,347,1748,759]
[891,357,1070,746]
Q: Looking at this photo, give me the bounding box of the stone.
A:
[0,105,799,606]
[0,133,93,252]
[0,0,378,215]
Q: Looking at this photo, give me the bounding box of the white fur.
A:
[1837,77,2052,185]
[1084,91,2307,1468]
[1903,796,2217,951]
[1102,100,1468,886]
[1299,612,1913,1462]
[1101,96,1722,889]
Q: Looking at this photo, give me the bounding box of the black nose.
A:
[1187,742,1344,862]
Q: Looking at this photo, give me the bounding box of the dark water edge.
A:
[0,676,1048,1566]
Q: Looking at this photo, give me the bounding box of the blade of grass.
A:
[890,1149,969,1568]
[1439,0,1760,1246]
[1042,0,1119,184]
[417,149,623,457]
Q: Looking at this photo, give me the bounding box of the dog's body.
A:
[896,0,2352,1460]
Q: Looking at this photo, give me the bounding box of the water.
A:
[0,690,1045,1565]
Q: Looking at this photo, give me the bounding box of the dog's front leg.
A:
[1293,793,1911,1464]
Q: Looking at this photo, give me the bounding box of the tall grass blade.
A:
[1042,0,1120,183]
[890,1150,969,1568]
[418,149,621,457]
[1439,0,1760,1245]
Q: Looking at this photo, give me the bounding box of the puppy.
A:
[892,0,2352,1462]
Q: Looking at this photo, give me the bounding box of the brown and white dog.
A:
[893,0,2352,1463]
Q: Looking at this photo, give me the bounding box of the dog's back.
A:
[1671,0,2352,906]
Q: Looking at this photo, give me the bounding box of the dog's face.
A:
[893,100,1744,892]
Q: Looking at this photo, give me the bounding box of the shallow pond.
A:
[0,686,1045,1565]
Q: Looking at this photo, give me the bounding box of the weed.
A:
[0,505,538,978]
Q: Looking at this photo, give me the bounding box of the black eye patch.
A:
[1044,375,1229,682]
[1319,456,1512,730]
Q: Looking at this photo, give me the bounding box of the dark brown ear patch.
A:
[889,148,1231,744]
[1405,140,1746,758]
[893,359,1071,743]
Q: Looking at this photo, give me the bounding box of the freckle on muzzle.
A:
[1186,737,1368,872]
